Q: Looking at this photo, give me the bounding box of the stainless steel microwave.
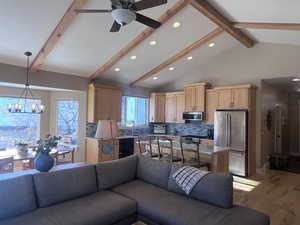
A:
[183,112,204,121]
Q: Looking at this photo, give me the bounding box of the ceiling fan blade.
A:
[135,13,161,29]
[111,0,122,8]
[76,9,112,13]
[133,0,167,11]
[110,21,121,32]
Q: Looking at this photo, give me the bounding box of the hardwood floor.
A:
[134,169,300,225]
[234,169,300,225]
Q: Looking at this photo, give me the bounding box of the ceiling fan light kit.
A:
[112,9,136,26]
[76,0,167,32]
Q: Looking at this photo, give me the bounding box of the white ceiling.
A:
[1,0,300,88]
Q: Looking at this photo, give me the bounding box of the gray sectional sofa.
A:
[0,154,269,225]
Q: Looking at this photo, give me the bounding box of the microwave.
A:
[182,112,204,121]
[153,123,167,134]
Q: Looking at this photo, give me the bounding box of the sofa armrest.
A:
[216,206,270,225]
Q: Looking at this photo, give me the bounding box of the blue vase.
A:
[34,152,54,172]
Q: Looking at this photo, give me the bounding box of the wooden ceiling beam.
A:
[89,0,191,80]
[233,22,300,31]
[30,0,89,72]
[130,27,223,86]
[190,0,254,48]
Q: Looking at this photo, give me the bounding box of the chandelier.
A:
[7,52,45,114]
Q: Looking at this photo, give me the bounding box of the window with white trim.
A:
[121,96,149,127]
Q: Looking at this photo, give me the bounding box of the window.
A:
[121,96,149,127]
[0,97,40,149]
[56,100,79,145]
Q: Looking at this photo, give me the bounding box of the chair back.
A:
[0,156,14,174]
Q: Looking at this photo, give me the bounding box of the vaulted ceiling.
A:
[1,0,300,89]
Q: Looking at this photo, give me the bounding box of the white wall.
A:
[0,86,51,138]
[156,43,300,168]
[49,90,87,162]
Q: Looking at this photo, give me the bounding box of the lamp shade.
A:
[94,120,119,139]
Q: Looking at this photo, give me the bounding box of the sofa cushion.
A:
[137,154,171,189]
[168,164,233,208]
[33,165,97,207]
[96,154,138,190]
[113,180,232,225]
[113,180,269,225]
[0,175,37,220]
[0,191,137,225]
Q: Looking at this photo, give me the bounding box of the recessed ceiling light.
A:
[114,68,120,72]
[153,77,158,80]
[187,56,193,60]
[297,89,300,92]
[130,55,137,60]
[149,41,157,46]
[173,22,181,28]
[292,78,300,82]
[209,42,216,47]
[169,67,175,71]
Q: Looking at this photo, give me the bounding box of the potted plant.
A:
[15,140,29,153]
[33,134,61,172]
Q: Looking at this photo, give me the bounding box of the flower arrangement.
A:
[34,135,61,154]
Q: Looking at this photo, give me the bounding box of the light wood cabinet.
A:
[216,85,251,110]
[87,83,122,122]
[176,93,185,123]
[149,93,165,122]
[205,89,218,124]
[165,92,185,123]
[184,83,207,112]
[86,138,119,163]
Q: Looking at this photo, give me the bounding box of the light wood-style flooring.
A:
[234,169,300,225]
[134,169,300,225]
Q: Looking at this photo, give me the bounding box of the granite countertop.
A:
[86,134,213,141]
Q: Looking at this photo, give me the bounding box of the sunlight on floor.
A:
[233,176,261,192]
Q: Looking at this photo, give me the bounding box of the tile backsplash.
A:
[86,122,213,138]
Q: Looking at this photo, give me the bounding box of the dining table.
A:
[0,146,74,170]
[0,148,58,162]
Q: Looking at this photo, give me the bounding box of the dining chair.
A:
[157,137,182,163]
[137,136,161,158]
[56,146,76,165]
[0,156,14,174]
[179,137,210,170]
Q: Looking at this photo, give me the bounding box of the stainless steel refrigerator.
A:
[214,110,248,177]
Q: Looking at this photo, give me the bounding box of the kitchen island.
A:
[86,135,229,173]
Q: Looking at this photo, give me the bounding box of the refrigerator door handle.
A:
[226,114,229,147]
[228,114,232,147]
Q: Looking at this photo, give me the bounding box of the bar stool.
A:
[137,136,161,158]
[157,137,183,163]
[180,137,210,170]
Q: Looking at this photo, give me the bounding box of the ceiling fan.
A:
[76,0,167,32]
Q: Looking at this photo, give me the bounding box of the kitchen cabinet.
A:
[149,93,165,122]
[176,93,185,123]
[184,83,208,112]
[165,92,185,123]
[86,138,119,163]
[216,85,251,110]
[205,89,217,124]
[87,83,122,122]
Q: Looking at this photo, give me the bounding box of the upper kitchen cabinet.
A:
[216,85,253,110]
[165,92,185,123]
[149,93,165,123]
[184,83,208,112]
[205,89,217,124]
[87,83,122,122]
